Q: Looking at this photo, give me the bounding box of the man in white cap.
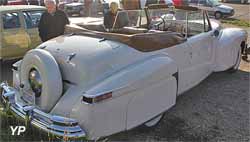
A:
[38,0,69,42]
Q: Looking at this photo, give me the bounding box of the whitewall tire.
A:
[144,114,164,127]
[227,48,242,73]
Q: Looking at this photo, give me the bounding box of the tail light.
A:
[82,92,112,104]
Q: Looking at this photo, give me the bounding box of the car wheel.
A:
[20,49,63,112]
[227,48,241,73]
[144,113,164,127]
[215,12,222,19]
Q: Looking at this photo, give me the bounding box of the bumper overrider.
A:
[0,82,86,139]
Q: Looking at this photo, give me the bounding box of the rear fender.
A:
[85,54,178,100]
[77,55,178,139]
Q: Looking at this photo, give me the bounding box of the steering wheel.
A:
[160,17,166,30]
[152,17,166,30]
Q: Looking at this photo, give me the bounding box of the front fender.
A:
[213,28,247,72]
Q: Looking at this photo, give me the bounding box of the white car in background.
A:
[0,4,247,141]
[189,0,235,19]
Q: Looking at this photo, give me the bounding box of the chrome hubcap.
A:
[29,68,42,97]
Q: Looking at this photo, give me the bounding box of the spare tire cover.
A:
[20,49,63,112]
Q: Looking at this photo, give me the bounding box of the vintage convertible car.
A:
[0,4,248,140]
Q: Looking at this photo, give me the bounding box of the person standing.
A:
[38,0,69,42]
[103,2,119,29]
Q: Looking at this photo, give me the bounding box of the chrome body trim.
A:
[0,82,86,138]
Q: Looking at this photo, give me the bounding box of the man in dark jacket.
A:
[38,0,69,42]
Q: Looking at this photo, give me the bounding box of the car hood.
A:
[38,35,145,89]
[217,4,233,10]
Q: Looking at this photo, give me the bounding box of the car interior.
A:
[69,5,210,52]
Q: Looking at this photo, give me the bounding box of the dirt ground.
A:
[223,3,250,21]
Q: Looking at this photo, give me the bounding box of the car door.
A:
[186,10,214,88]
[1,11,30,59]
[22,10,44,49]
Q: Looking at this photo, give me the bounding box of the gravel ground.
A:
[222,2,250,21]
[108,58,250,142]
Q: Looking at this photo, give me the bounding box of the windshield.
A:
[208,0,220,6]
[147,8,209,36]
[113,10,147,28]
[147,8,187,27]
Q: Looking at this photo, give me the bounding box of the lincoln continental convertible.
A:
[0,4,248,140]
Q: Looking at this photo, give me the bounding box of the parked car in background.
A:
[58,0,73,11]
[221,0,249,4]
[1,4,247,140]
[0,5,46,61]
[7,0,45,5]
[0,0,8,5]
[189,0,234,19]
[172,0,189,6]
[28,0,45,6]
[7,0,28,5]
[64,0,85,16]
[119,0,173,10]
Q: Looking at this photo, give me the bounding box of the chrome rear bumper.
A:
[0,82,86,138]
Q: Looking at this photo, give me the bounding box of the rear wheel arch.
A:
[143,71,179,128]
[215,11,222,19]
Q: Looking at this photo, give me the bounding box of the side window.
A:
[2,12,21,29]
[23,10,44,29]
[187,11,205,36]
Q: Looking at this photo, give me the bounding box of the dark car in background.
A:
[28,0,44,6]
[64,0,84,16]
[0,0,8,5]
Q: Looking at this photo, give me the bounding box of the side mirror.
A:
[213,30,220,37]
